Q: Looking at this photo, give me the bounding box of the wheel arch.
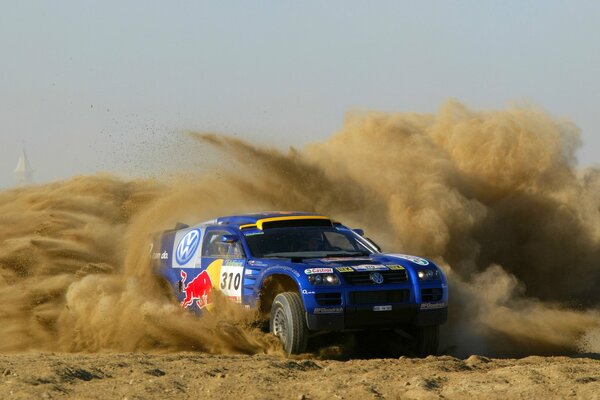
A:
[258,272,302,316]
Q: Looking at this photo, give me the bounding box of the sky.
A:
[1,1,599,188]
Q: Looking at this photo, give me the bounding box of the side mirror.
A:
[353,228,365,236]
[221,234,240,244]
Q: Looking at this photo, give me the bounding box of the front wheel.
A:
[415,325,439,357]
[270,292,308,354]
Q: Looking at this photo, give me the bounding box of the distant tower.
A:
[14,148,33,186]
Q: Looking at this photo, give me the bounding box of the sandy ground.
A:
[2,353,600,399]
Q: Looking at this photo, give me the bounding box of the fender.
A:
[258,266,302,290]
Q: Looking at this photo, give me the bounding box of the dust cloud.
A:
[0,175,277,354]
[1,100,600,357]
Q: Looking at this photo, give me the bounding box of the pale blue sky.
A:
[1,1,599,188]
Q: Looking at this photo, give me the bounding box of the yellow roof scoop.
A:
[240,215,332,230]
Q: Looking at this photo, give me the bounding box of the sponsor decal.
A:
[151,251,169,260]
[420,302,447,310]
[176,229,201,265]
[335,266,354,273]
[302,289,316,295]
[373,305,392,312]
[180,270,213,309]
[223,259,244,267]
[392,254,429,266]
[248,260,268,266]
[321,258,371,263]
[304,268,334,275]
[243,231,264,236]
[386,264,405,271]
[313,307,344,314]
[353,264,389,271]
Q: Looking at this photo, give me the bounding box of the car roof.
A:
[213,211,330,229]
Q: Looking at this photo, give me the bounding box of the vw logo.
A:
[370,272,384,284]
[176,229,201,265]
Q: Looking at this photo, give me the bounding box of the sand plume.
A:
[1,100,600,357]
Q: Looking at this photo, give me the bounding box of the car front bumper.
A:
[305,303,447,331]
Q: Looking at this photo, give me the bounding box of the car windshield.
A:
[243,227,375,258]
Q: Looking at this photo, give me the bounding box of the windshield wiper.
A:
[262,255,293,259]
[262,252,333,261]
[261,251,371,260]
[323,251,371,258]
[262,254,319,263]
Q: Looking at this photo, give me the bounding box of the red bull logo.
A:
[180,270,213,309]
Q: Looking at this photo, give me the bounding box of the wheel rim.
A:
[272,308,288,341]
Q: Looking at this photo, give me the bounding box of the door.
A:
[199,227,246,306]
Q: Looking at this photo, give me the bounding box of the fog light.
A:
[308,274,340,286]
[417,270,437,280]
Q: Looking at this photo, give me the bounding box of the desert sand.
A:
[2,353,600,399]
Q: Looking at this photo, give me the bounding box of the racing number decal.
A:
[220,271,241,291]
[218,263,243,303]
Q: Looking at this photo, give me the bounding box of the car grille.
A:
[421,288,443,302]
[315,292,342,306]
[343,270,408,285]
[349,290,410,305]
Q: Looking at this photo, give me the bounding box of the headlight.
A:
[308,274,340,286]
[417,269,440,281]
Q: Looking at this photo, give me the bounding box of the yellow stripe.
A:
[239,224,257,230]
[255,215,330,230]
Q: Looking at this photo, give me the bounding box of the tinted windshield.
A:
[243,227,375,258]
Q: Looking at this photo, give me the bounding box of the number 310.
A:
[221,272,241,290]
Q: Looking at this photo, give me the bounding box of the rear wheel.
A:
[415,325,439,357]
[270,292,308,354]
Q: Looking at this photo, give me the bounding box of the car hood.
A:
[292,253,434,270]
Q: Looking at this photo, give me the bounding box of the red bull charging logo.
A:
[180,270,213,309]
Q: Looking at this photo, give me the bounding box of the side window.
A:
[202,230,245,258]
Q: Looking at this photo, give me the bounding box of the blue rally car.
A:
[151,212,448,355]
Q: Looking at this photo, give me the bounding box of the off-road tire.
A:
[270,292,308,354]
[415,325,439,357]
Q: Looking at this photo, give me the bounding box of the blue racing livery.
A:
[151,211,448,355]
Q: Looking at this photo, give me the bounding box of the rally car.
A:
[151,212,448,355]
